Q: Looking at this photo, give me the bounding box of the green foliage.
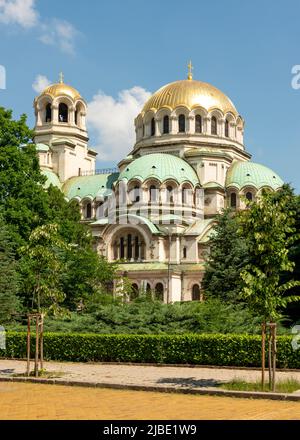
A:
[0,107,49,248]
[1,331,299,368]
[203,209,249,301]
[8,298,266,335]
[19,224,69,314]
[0,217,21,323]
[239,186,300,321]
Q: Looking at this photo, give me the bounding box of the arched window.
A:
[178,114,185,132]
[183,247,187,259]
[166,186,174,203]
[192,284,201,301]
[114,232,144,261]
[163,115,169,134]
[45,103,52,123]
[146,283,152,297]
[75,110,78,125]
[182,187,190,204]
[149,185,158,202]
[211,116,217,135]
[195,115,202,133]
[155,283,164,302]
[142,124,145,137]
[133,185,140,203]
[86,203,92,219]
[58,103,68,123]
[246,192,253,201]
[230,193,237,208]
[131,283,139,300]
[151,118,155,136]
[225,119,229,137]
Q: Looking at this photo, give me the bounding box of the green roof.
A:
[62,173,119,200]
[118,153,199,186]
[226,161,283,190]
[41,169,61,189]
[36,143,49,152]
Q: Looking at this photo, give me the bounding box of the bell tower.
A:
[33,74,97,183]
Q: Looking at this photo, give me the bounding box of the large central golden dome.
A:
[142,79,238,116]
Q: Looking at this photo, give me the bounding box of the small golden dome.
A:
[142,79,238,116]
[40,75,82,101]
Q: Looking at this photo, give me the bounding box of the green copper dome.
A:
[63,173,119,201]
[42,169,61,189]
[118,153,199,186]
[226,161,283,190]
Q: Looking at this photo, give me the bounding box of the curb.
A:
[1,358,300,372]
[1,376,300,402]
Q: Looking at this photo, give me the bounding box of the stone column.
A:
[187,115,194,134]
[204,116,210,134]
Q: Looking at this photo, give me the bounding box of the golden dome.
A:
[142,79,238,116]
[40,82,82,101]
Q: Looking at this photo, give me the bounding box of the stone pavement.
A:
[1,359,300,392]
[1,382,300,420]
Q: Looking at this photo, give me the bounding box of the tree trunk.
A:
[268,326,272,390]
[261,322,266,390]
[272,323,277,392]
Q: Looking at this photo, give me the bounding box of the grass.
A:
[220,378,300,393]
[12,369,65,379]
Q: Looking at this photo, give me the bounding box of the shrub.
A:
[1,332,299,368]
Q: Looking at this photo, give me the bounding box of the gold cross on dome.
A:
[59,72,64,83]
[187,60,193,80]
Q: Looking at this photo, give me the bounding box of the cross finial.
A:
[187,60,193,80]
[59,72,64,83]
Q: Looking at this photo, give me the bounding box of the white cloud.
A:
[39,19,79,55]
[32,74,51,93]
[87,87,152,161]
[0,0,38,28]
[0,1,79,55]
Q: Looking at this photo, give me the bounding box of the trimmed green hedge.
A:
[1,332,299,368]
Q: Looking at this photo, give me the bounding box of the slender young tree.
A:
[239,188,300,390]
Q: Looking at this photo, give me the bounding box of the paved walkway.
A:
[0,382,300,420]
[1,359,300,392]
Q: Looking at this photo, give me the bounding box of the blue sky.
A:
[1,0,300,190]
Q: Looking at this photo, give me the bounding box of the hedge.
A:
[1,332,300,368]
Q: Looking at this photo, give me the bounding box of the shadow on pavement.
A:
[156,377,222,388]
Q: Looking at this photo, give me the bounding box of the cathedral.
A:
[33,67,284,303]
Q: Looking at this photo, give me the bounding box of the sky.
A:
[0,0,300,190]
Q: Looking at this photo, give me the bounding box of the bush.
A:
[1,332,299,368]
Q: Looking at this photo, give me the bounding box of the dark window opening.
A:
[86,203,92,219]
[192,284,201,301]
[167,186,174,203]
[59,103,68,123]
[211,116,217,135]
[150,185,158,202]
[127,234,132,260]
[155,283,164,301]
[246,192,253,201]
[195,115,202,133]
[45,104,52,123]
[225,119,229,137]
[183,247,187,259]
[163,115,169,134]
[151,118,155,136]
[230,193,237,208]
[178,114,185,132]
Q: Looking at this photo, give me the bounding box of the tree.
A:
[0,107,49,248]
[239,188,300,391]
[203,209,249,302]
[20,224,69,315]
[0,217,20,323]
